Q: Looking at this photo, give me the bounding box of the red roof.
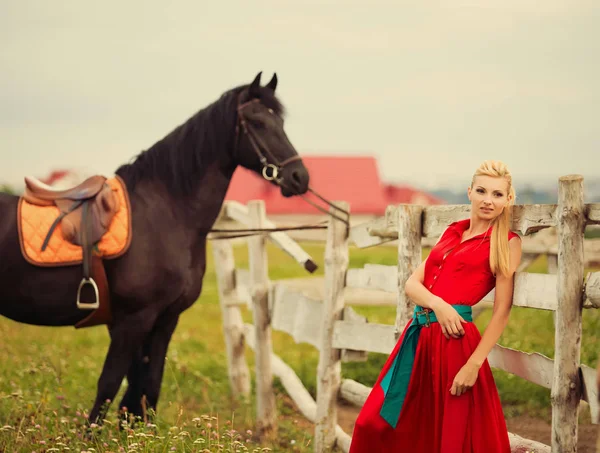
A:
[225,156,444,215]
[41,170,70,185]
[383,184,445,206]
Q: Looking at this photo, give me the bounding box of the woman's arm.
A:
[468,236,522,367]
[450,236,522,396]
[404,260,432,306]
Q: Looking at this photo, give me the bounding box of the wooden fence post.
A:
[395,205,423,339]
[552,175,585,452]
[248,200,277,438]
[315,202,350,452]
[212,240,251,397]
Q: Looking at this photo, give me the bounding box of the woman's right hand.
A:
[430,297,467,340]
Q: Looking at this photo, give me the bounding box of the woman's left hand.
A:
[450,362,480,396]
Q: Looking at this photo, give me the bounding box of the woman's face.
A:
[468,175,510,221]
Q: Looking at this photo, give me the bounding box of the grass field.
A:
[0,241,599,452]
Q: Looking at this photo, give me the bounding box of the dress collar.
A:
[451,218,493,242]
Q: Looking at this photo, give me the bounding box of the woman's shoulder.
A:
[434,220,462,245]
[508,230,521,241]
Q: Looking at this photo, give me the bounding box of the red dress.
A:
[349,219,518,453]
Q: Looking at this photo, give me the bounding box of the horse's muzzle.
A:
[280,164,309,197]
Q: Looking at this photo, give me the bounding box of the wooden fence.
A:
[212,175,599,453]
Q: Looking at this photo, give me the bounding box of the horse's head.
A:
[234,72,309,197]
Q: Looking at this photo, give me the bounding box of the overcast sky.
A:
[1,0,598,191]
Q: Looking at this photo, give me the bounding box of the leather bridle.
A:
[209,93,350,240]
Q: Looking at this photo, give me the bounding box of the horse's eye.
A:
[267,108,274,114]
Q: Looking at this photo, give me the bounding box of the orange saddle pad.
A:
[18,176,132,267]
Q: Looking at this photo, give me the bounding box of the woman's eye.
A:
[476,189,484,194]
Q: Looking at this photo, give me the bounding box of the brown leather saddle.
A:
[22,175,119,315]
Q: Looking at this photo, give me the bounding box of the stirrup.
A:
[77,277,100,310]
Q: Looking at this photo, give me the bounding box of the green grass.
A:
[1,242,598,451]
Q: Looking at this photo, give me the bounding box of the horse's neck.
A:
[133,160,233,235]
[188,163,235,231]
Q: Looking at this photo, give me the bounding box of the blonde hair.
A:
[472,160,516,277]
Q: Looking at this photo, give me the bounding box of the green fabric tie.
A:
[379,304,473,428]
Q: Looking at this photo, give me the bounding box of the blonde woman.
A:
[350,161,522,453]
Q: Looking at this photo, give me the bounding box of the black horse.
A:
[0,72,310,424]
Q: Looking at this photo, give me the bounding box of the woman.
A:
[350,160,522,453]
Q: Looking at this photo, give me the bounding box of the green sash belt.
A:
[379,304,473,428]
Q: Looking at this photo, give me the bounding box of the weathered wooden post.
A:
[552,175,585,452]
[248,200,277,438]
[597,360,600,453]
[395,204,423,339]
[315,201,350,452]
[212,239,251,397]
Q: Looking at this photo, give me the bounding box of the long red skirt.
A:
[349,319,510,453]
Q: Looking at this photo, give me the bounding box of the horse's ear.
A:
[266,73,278,92]
[249,72,262,96]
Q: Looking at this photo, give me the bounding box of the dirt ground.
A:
[335,401,599,453]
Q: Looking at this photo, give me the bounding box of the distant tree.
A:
[518,185,537,204]
[0,184,15,195]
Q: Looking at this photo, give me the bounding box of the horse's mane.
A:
[115,84,285,196]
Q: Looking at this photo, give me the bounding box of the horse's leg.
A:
[117,344,148,419]
[105,307,181,425]
[88,309,158,424]
[104,322,146,418]
[141,307,181,415]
